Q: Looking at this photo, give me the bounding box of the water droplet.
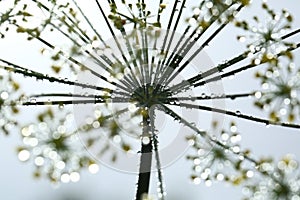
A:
[190,122,196,126]
[230,125,237,133]
[70,172,80,182]
[291,90,297,98]
[193,177,201,185]
[216,173,224,181]
[34,156,44,166]
[56,160,66,170]
[60,173,70,183]
[142,136,150,145]
[246,170,254,178]
[193,158,201,165]
[238,36,246,43]
[205,180,212,187]
[262,83,269,89]
[30,98,36,103]
[279,108,287,115]
[58,103,64,109]
[0,91,9,100]
[88,163,99,174]
[235,111,241,115]
[18,149,30,162]
[254,91,262,99]
[221,133,229,141]
[232,146,240,153]
[284,98,291,105]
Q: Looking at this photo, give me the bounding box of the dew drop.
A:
[18,149,30,162]
[30,98,37,104]
[193,177,201,185]
[235,111,241,115]
[205,180,212,187]
[284,98,291,105]
[216,173,224,181]
[0,91,9,100]
[70,172,80,182]
[88,163,99,174]
[34,156,44,166]
[246,170,254,178]
[60,173,70,183]
[142,136,150,145]
[238,36,246,42]
[190,122,196,126]
[254,91,262,99]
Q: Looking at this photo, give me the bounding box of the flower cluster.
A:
[187,122,253,186]
[235,2,294,64]
[188,0,249,31]
[17,108,98,183]
[108,1,159,31]
[0,68,20,135]
[254,63,300,122]
[243,154,300,200]
[78,104,142,159]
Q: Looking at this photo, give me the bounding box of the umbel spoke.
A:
[165,92,255,102]
[1,0,300,199]
[160,104,286,185]
[95,0,141,88]
[29,93,130,103]
[21,99,106,106]
[161,4,245,88]
[0,59,134,99]
[194,41,300,88]
[172,102,300,129]
[168,28,300,93]
[149,107,165,200]
[152,0,184,85]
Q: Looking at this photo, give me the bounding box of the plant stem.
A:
[175,102,300,129]
[136,110,153,200]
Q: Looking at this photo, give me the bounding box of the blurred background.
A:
[0,0,300,199]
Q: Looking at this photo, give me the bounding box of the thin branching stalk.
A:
[173,102,300,129]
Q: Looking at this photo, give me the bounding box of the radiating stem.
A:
[173,102,300,129]
[149,107,165,200]
[153,0,181,85]
[169,29,300,93]
[153,0,187,96]
[29,93,130,102]
[95,0,141,88]
[161,104,287,189]
[136,109,153,200]
[0,59,120,94]
[164,92,255,102]
[161,3,243,89]
[194,41,300,87]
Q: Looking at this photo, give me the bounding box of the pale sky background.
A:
[0,1,300,200]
